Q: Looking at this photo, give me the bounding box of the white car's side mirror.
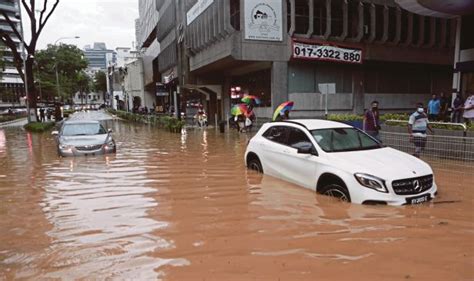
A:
[108,128,113,133]
[51,131,59,136]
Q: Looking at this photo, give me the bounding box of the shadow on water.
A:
[0,113,473,280]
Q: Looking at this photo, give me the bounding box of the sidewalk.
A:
[0,117,27,128]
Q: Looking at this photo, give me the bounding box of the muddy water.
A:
[0,113,472,280]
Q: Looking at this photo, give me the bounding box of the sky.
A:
[25,0,139,50]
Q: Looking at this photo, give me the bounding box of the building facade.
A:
[83,42,115,72]
[395,0,474,100]
[0,0,25,109]
[151,0,456,122]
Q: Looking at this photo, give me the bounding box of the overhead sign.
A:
[292,41,363,64]
[318,83,336,95]
[244,0,283,41]
[156,83,168,97]
[187,0,214,25]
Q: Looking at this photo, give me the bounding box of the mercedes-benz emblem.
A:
[413,180,421,192]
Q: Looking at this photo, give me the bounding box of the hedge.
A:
[108,109,185,133]
[24,122,55,132]
[328,113,472,131]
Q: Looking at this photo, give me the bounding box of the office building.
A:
[0,0,25,108]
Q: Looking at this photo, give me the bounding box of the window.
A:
[287,128,315,152]
[311,128,381,152]
[263,126,288,145]
[295,0,309,34]
[62,123,106,136]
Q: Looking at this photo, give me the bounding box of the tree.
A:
[0,0,60,122]
[34,44,88,103]
[77,71,91,104]
[93,71,107,102]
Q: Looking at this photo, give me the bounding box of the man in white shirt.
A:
[408,103,434,158]
[463,92,474,124]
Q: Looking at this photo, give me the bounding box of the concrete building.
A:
[151,0,457,122]
[0,0,25,109]
[395,0,474,100]
[83,42,115,72]
[123,57,155,112]
[136,0,161,111]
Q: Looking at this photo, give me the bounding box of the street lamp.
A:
[54,36,80,102]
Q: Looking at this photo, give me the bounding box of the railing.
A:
[380,131,473,173]
[385,119,468,137]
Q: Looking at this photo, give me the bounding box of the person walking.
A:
[439,92,449,121]
[427,94,440,121]
[452,94,464,123]
[463,92,474,124]
[408,103,434,158]
[39,108,46,122]
[363,100,381,140]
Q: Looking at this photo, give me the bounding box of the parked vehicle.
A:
[52,121,116,157]
[245,119,437,205]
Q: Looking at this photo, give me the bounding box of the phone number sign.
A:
[292,41,363,64]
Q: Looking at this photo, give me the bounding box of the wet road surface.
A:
[0,111,473,280]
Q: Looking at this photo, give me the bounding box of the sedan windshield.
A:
[62,123,107,136]
[311,128,382,152]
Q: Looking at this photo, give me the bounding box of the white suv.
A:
[245,120,437,205]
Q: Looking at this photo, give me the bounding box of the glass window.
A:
[287,128,313,150]
[62,123,107,136]
[262,126,288,145]
[311,128,381,152]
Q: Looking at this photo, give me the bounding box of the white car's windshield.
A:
[311,128,381,152]
[62,123,106,136]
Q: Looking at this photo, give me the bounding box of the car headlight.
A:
[59,144,73,150]
[107,141,115,147]
[354,173,388,193]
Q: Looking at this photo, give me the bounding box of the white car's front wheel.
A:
[247,156,263,173]
[319,184,351,202]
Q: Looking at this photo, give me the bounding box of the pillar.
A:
[271,61,289,111]
[223,77,231,122]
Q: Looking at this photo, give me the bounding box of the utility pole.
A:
[175,0,187,119]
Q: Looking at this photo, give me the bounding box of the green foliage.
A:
[24,122,55,132]
[0,115,23,123]
[327,114,363,122]
[93,71,107,94]
[380,113,409,122]
[35,44,89,102]
[108,110,185,133]
[328,113,472,131]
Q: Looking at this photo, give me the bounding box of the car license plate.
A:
[407,194,431,205]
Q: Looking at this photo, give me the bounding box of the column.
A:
[271,61,289,111]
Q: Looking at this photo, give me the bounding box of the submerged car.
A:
[52,121,116,157]
[245,120,437,206]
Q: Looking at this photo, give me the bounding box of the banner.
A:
[244,0,283,41]
[292,41,363,64]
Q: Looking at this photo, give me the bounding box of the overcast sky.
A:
[27,0,139,50]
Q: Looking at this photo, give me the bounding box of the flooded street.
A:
[0,111,472,280]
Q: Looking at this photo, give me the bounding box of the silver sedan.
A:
[52,121,116,157]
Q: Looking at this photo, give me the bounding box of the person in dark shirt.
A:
[452,94,464,123]
[363,101,381,140]
[439,92,449,121]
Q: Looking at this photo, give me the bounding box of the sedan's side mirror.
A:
[108,129,112,133]
[51,131,59,136]
[297,145,318,156]
[297,146,312,154]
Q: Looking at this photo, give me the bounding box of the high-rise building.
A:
[83,42,115,72]
[0,0,25,108]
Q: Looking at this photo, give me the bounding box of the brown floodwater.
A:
[0,112,473,280]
